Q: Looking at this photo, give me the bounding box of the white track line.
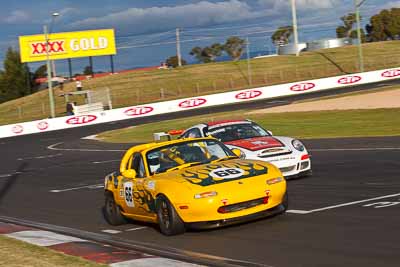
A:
[287,192,400,214]
[0,172,22,178]
[50,183,104,193]
[17,153,63,161]
[47,142,124,152]
[101,229,122,234]
[126,227,148,232]
[92,159,119,164]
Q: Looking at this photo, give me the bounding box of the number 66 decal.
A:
[210,168,244,179]
[124,182,135,207]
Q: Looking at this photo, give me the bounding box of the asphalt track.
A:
[1,80,400,266]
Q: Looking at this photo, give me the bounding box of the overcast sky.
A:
[0,0,399,75]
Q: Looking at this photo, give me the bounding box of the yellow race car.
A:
[104,137,288,235]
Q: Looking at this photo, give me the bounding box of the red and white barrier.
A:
[1,67,399,139]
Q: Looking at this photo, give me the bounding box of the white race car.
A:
[180,120,312,179]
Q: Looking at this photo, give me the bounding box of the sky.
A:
[0,0,399,76]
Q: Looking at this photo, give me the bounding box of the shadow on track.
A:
[0,162,27,206]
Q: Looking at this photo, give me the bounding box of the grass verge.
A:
[0,235,106,267]
[97,108,400,143]
[1,41,400,125]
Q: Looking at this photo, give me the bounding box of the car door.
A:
[120,153,145,215]
[126,153,157,218]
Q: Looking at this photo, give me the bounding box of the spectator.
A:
[76,80,82,91]
[66,102,74,116]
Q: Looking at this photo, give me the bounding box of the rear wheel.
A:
[104,192,127,226]
[156,195,185,236]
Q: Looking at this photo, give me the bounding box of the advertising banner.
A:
[19,29,116,62]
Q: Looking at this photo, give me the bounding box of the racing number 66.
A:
[214,168,242,177]
[124,182,134,207]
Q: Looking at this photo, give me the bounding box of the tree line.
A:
[271,8,400,45]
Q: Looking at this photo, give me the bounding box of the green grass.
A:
[1,41,400,126]
[97,108,400,143]
[0,235,106,267]
[295,84,400,103]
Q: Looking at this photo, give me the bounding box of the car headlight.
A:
[238,149,246,159]
[292,139,305,152]
[194,191,218,199]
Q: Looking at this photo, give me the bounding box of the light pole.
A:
[355,0,367,72]
[290,0,299,56]
[44,12,59,118]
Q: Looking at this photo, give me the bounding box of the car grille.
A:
[258,151,292,158]
[280,165,296,173]
[218,197,267,213]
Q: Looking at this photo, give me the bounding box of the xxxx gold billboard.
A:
[19,29,116,63]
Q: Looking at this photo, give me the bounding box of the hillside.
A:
[0,41,399,125]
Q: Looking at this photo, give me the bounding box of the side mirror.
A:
[231,148,242,158]
[267,130,273,136]
[122,169,137,179]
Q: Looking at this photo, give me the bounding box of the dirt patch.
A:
[249,87,400,114]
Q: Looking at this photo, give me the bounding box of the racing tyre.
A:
[104,192,127,226]
[156,195,185,236]
[282,193,289,212]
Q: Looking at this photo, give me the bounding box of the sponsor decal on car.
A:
[37,121,49,131]
[235,90,262,100]
[124,106,154,116]
[290,82,315,92]
[381,69,400,78]
[66,115,97,125]
[181,160,268,186]
[210,168,245,179]
[178,98,207,108]
[12,125,23,134]
[123,182,135,207]
[146,181,156,190]
[338,75,362,84]
[225,137,284,151]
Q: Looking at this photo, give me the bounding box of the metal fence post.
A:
[230,78,234,89]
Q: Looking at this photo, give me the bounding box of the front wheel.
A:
[282,193,289,212]
[104,192,127,226]
[156,195,185,236]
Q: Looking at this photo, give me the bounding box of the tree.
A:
[366,8,400,42]
[223,36,246,61]
[0,47,31,103]
[33,64,47,78]
[83,66,93,75]
[165,55,187,68]
[190,43,223,63]
[335,13,366,42]
[336,13,357,38]
[271,26,293,46]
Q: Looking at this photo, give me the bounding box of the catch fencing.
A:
[0,67,399,139]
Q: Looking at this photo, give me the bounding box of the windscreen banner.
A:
[19,29,116,63]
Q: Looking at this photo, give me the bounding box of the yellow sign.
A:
[19,29,116,63]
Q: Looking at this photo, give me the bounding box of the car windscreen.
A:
[146,139,235,174]
[208,123,270,142]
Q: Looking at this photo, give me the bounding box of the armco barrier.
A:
[1,67,399,139]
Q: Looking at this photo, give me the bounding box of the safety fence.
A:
[0,66,399,139]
